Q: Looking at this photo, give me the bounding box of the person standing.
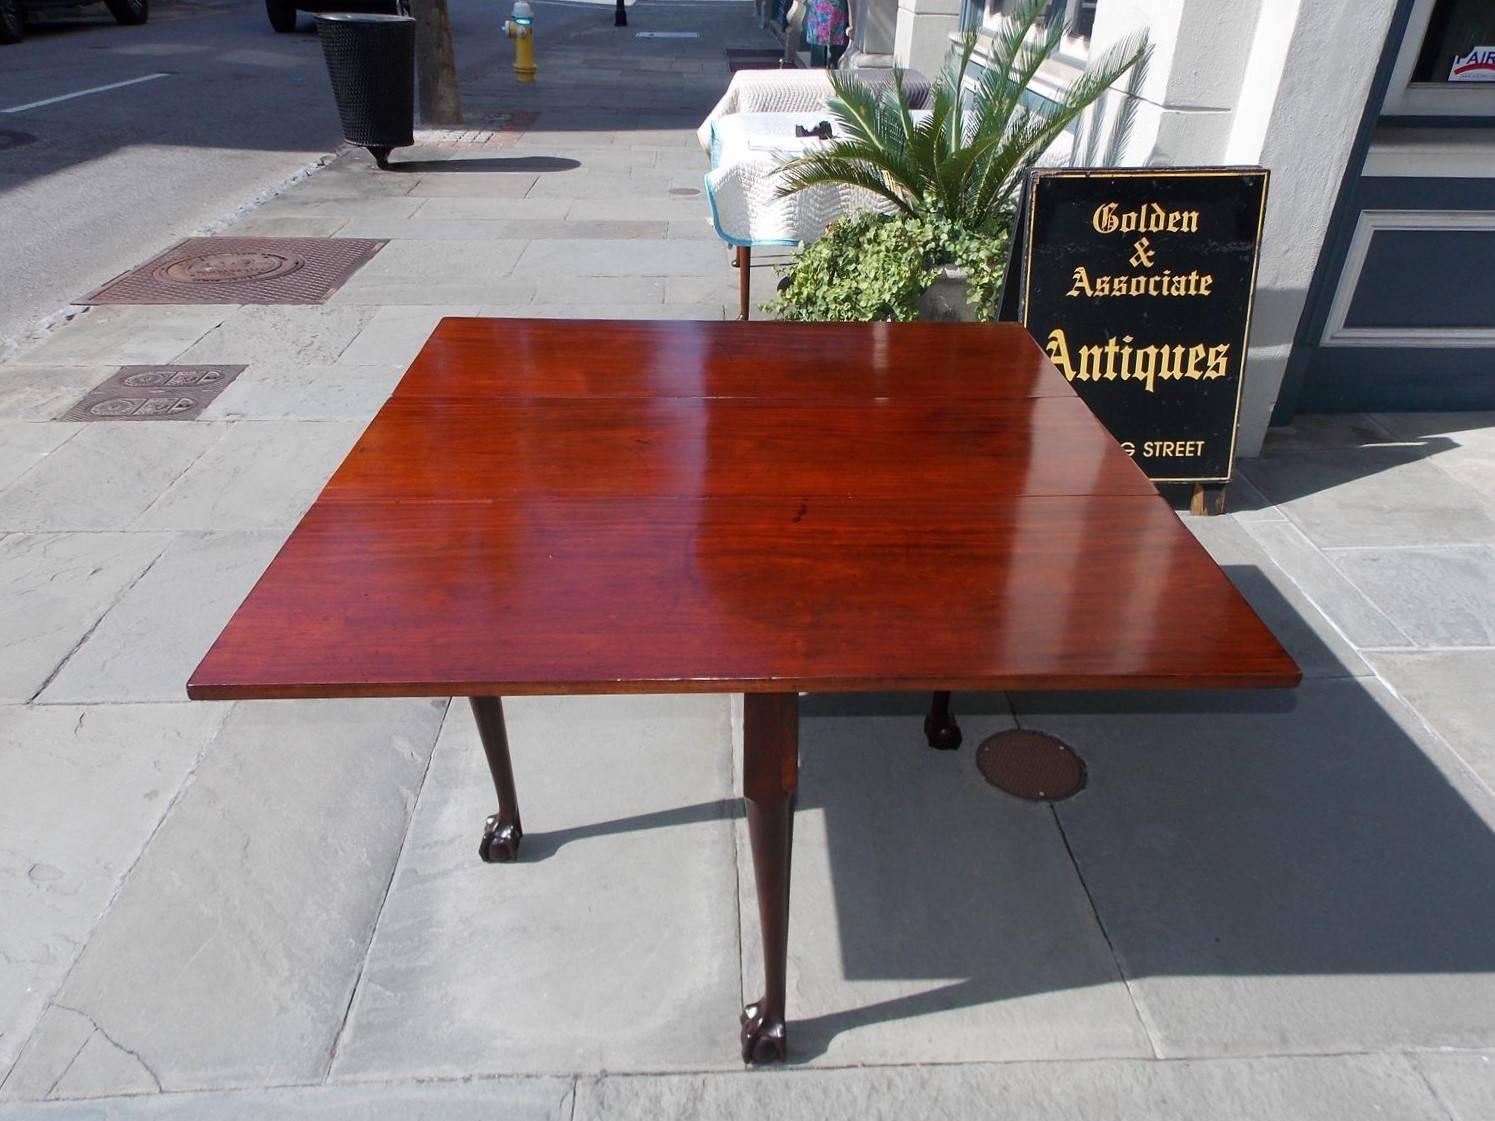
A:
[804,0,849,68]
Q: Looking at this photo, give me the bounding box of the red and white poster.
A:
[1449,46,1495,81]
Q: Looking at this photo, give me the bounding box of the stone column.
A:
[850,0,899,67]
[893,0,961,76]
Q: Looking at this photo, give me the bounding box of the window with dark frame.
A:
[1411,0,1495,82]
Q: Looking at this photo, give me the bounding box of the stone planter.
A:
[918,266,977,321]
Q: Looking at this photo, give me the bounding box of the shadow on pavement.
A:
[388,156,582,173]
[781,572,1495,1059]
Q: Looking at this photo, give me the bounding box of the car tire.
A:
[0,0,24,44]
[266,0,297,32]
[105,0,148,25]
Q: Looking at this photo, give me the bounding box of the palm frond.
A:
[774,3,1151,242]
[774,153,919,215]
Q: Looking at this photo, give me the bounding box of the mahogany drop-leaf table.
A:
[188,318,1300,1065]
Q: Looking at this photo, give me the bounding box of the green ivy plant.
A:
[770,207,1011,322]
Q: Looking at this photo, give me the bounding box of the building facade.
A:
[883,0,1495,454]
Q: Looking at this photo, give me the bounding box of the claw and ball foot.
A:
[471,697,524,865]
[740,999,787,1064]
[924,691,962,750]
[478,814,522,863]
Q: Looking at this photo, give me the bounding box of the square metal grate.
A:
[78,238,387,306]
[60,365,245,421]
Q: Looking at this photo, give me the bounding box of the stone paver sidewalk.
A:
[2,4,1495,1116]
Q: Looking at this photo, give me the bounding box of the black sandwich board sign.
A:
[1016,167,1269,488]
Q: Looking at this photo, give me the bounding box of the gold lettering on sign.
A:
[1092,202,1201,236]
[1046,329,1230,393]
[1067,266,1215,298]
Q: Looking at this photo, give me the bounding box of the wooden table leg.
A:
[740,691,797,1063]
[924,690,962,750]
[472,696,524,863]
[736,245,751,321]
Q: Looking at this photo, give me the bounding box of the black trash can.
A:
[316,13,415,169]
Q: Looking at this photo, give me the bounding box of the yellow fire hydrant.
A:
[503,0,537,82]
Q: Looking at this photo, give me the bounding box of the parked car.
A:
[0,0,146,43]
[265,0,398,33]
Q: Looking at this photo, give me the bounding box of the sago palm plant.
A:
[776,0,1150,235]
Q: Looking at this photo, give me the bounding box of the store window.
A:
[963,0,1096,43]
[1382,0,1495,117]
[1411,0,1495,83]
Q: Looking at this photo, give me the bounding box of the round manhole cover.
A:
[669,187,701,197]
[975,730,1086,802]
[156,251,304,284]
[0,129,37,151]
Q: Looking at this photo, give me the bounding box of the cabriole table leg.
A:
[924,690,962,750]
[740,691,798,1064]
[471,696,524,863]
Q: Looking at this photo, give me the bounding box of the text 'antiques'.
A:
[1021,168,1269,483]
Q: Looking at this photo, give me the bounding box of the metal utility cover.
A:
[975,729,1088,802]
[60,365,245,421]
[79,238,386,306]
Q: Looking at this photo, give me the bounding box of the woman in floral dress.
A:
[803,0,849,68]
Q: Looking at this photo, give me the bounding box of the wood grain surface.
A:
[188,318,1300,700]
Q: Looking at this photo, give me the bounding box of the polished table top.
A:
[187,318,1300,701]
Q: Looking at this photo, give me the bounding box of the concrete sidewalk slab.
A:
[133,421,363,531]
[332,306,481,367]
[0,532,172,702]
[1012,679,1495,1056]
[0,424,226,532]
[330,695,742,1080]
[0,703,230,1083]
[1240,447,1495,547]
[2,699,447,1100]
[201,363,405,421]
[37,531,288,705]
[1414,1050,1495,1121]
[0,1078,574,1120]
[736,705,1155,1066]
[573,1054,1448,1120]
[175,306,376,368]
[0,421,79,491]
[0,367,115,421]
[1377,411,1495,495]
[1183,516,1372,678]
[517,238,727,277]
[1239,520,1412,648]
[1366,649,1495,792]
[13,308,226,368]
[1325,544,1495,646]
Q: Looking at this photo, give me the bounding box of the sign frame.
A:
[1017,165,1270,486]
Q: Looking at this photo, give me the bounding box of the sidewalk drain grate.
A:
[975,730,1087,802]
[78,238,386,306]
[60,365,245,421]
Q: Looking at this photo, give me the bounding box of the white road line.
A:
[2,72,171,115]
